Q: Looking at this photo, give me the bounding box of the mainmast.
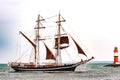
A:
[35,14,45,66]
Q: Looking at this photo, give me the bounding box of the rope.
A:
[64,49,75,63]
[45,15,58,20]
[64,22,93,58]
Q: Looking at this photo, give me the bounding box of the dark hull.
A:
[10,58,93,72]
[12,64,77,71]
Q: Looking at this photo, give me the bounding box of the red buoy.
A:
[114,47,119,64]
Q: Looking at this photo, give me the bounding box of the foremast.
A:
[56,13,66,65]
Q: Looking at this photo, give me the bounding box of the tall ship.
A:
[8,13,94,71]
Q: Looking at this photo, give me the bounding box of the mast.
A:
[56,12,65,65]
[57,13,61,65]
[37,14,40,66]
[35,14,45,66]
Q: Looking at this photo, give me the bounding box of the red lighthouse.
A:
[114,47,119,64]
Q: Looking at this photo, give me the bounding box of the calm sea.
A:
[0,61,120,80]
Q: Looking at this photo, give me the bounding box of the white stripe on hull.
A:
[12,63,79,71]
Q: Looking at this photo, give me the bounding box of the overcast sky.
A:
[0,0,120,63]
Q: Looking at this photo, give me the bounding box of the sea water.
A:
[0,61,120,80]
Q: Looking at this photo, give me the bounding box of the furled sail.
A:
[44,42,56,60]
[70,35,87,56]
[54,35,69,49]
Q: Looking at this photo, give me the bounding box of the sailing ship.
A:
[8,13,94,71]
